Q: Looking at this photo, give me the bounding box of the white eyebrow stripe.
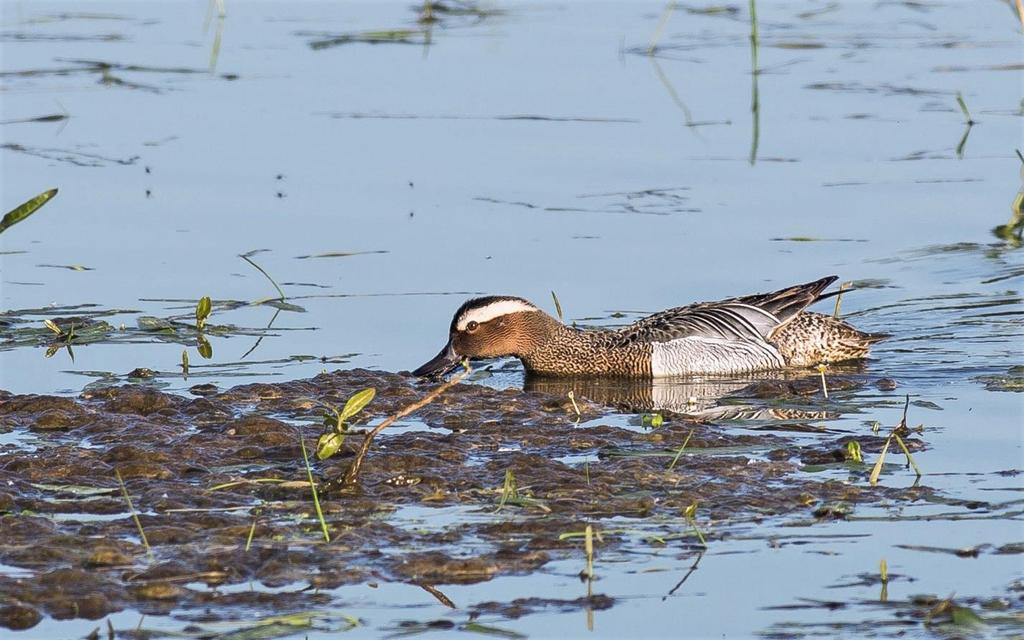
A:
[456,300,538,330]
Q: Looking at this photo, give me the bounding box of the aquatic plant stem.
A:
[299,434,331,542]
[115,469,151,553]
[748,0,760,165]
[240,252,286,301]
[343,367,470,485]
[667,429,694,471]
[647,3,675,55]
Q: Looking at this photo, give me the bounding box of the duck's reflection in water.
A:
[524,374,837,421]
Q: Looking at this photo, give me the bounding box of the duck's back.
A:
[612,276,882,376]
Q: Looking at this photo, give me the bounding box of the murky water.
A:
[1,1,1022,638]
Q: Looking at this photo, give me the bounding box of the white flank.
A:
[456,299,538,330]
[651,336,783,376]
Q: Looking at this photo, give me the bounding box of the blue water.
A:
[2,1,1022,637]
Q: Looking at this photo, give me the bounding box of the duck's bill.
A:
[412,343,461,378]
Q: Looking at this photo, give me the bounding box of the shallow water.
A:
[1,1,1022,638]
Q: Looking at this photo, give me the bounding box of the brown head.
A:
[412,296,557,377]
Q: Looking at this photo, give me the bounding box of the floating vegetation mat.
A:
[0,369,1019,635]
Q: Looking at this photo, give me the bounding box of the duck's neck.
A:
[515,314,652,377]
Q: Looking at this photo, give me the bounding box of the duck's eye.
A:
[466,321,479,332]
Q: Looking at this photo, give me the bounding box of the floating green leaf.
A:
[0,188,57,235]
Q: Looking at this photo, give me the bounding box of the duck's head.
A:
[412,296,550,378]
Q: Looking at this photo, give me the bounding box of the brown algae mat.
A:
[0,369,933,631]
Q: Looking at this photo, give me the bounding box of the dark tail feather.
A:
[735,275,839,324]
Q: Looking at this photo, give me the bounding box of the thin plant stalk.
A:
[299,434,331,542]
[240,252,286,301]
[880,558,889,602]
[832,282,849,318]
[893,433,922,478]
[245,516,258,551]
[668,429,695,471]
[343,367,470,485]
[584,524,594,579]
[647,3,675,55]
[115,469,151,553]
[568,390,581,419]
[869,435,892,486]
[748,0,760,165]
[551,290,564,322]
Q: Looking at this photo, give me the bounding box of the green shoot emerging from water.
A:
[551,290,564,322]
[642,413,664,429]
[668,429,695,471]
[584,524,595,579]
[869,396,923,486]
[316,387,376,461]
[195,296,213,359]
[846,440,863,463]
[684,501,708,547]
[955,92,975,125]
[299,433,330,542]
[195,296,212,331]
[115,468,150,553]
[494,468,550,513]
[880,558,889,602]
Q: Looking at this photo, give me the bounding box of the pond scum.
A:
[1,358,1021,636]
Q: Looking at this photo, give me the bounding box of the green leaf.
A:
[137,316,177,333]
[460,622,527,639]
[316,431,344,460]
[196,295,212,331]
[949,604,985,627]
[0,188,57,235]
[339,388,375,422]
[846,440,863,463]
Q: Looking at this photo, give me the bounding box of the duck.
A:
[412,276,886,378]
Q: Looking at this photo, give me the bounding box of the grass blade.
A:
[668,429,695,471]
[299,433,331,542]
[550,290,564,322]
[869,435,892,486]
[115,469,150,553]
[240,252,286,301]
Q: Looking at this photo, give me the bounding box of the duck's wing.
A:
[615,276,838,345]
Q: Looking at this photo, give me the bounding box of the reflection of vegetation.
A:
[308,29,430,50]
[204,0,225,73]
[954,92,975,159]
[749,0,760,165]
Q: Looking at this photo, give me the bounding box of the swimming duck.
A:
[412,276,885,378]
